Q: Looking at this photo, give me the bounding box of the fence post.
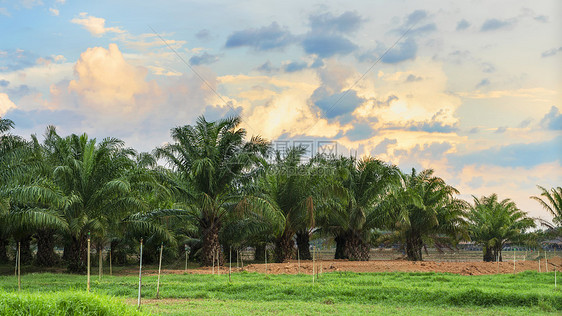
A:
[137,238,143,310]
[17,242,21,292]
[87,233,90,292]
[156,242,163,299]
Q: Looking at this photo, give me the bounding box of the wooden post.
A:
[217,248,221,276]
[87,233,91,292]
[212,250,215,275]
[265,246,267,275]
[229,246,232,282]
[545,250,548,273]
[17,242,21,292]
[184,244,188,272]
[109,248,112,276]
[156,243,163,299]
[539,257,541,273]
[236,249,239,269]
[137,238,143,310]
[312,246,315,284]
[555,268,557,289]
[513,248,515,273]
[14,243,17,277]
[298,248,300,274]
[99,245,102,282]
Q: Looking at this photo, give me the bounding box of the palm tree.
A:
[382,169,468,261]
[467,194,535,262]
[531,186,562,227]
[155,116,270,266]
[318,156,399,261]
[43,127,147,272]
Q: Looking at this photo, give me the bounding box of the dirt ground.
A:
[138,256,562,276]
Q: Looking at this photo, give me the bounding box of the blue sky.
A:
[0,0,561,221]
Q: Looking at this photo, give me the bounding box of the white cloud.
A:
[49,7,59,16]
[0,7,9,16]
[0,93,17,116]
[71,13,124,37]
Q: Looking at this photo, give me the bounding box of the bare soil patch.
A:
[132,256,562,276]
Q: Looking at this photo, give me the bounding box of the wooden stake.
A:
[184,244,188,272]
[297,248,300,274]
[539,258,541,273]
[87,233,91,292]
[229,246,232,282]
[14,243,17,277]
[236,249,239,269]
[212,250,215,275]
[545,250,548,273]
[137,238,143,310]
[156,243,163,299]
[217,248,220,275]
[17,242,21,292]
[312,246,315,284]
[109,248,112,276]
[99,245,102,282]
[265,246,267,275]
[513,248,515,273]
[555,268,557,289]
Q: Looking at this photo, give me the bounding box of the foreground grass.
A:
[0,289,145,315]
[0,271,560,315]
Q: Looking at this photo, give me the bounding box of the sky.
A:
[0,0,561,222]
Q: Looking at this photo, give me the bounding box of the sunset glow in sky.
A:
[1,0,561,221]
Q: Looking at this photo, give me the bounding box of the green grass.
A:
[0,271,560,315]
[0,289,146,315]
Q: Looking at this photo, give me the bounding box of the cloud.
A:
[541,47,562,58]
[256,61,279,73]
[195,29,211,41]
[20,0,43,9]
[68,44,159,113]
[4,108,83,129]
[189,52,220,66]
[302,34,357,58]
[476,78,490,88]
[0,49,38,72]
[0,93,17,116]
[405,74,423,82]
[480,18,512,31]
[540,106,562,130]
[495,126,507,133]
[71,13,124,37]
[481,63,495,73]
[372,138,397,155]
[534,15,548,23]
[49,7,59,16]
[0,8,9,16]
[518,118,532,128]
[309,11,363,34]
[314,89,365,119]
[225,22,295,51]
[469,127,480,134]
[284,61,307,73]
[394,141,453,170]
[456,19,470,31]
[449,136,562,168]
[345,122,376,141]
[466,176,484,189]
[381,38,417,63]
[0,80,9,87]
[404,121,458,133]
[405,10,427,26]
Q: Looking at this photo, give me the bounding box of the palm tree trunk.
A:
[16,235,33,264]
[344,233,369,261]
[334,234,348,259]
[67,235,87,273]
[201,223,222,266]
[0,237,8,263]
[405,231,423,261]
[274,231,294,263]
[36,229,58,267]
[296,231,311,260]
[483,246,494,262]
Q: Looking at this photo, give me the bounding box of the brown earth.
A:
[135,256,562,276]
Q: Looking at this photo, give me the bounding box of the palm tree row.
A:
[0,115,556,271]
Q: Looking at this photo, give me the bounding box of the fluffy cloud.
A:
[456,19,470,31]
[302,34,357,58]
[71,13,124,37]
[68,44,159,116]
[541,47,562,58]
[381,38,417,63]
[0,93,16,115]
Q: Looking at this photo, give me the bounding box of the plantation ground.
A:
[0,262,561,315]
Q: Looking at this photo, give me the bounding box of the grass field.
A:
[0,270,560,315]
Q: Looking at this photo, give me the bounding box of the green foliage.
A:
[0,289,145,315]
[467,194,535,261]
[531,186,562,227]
